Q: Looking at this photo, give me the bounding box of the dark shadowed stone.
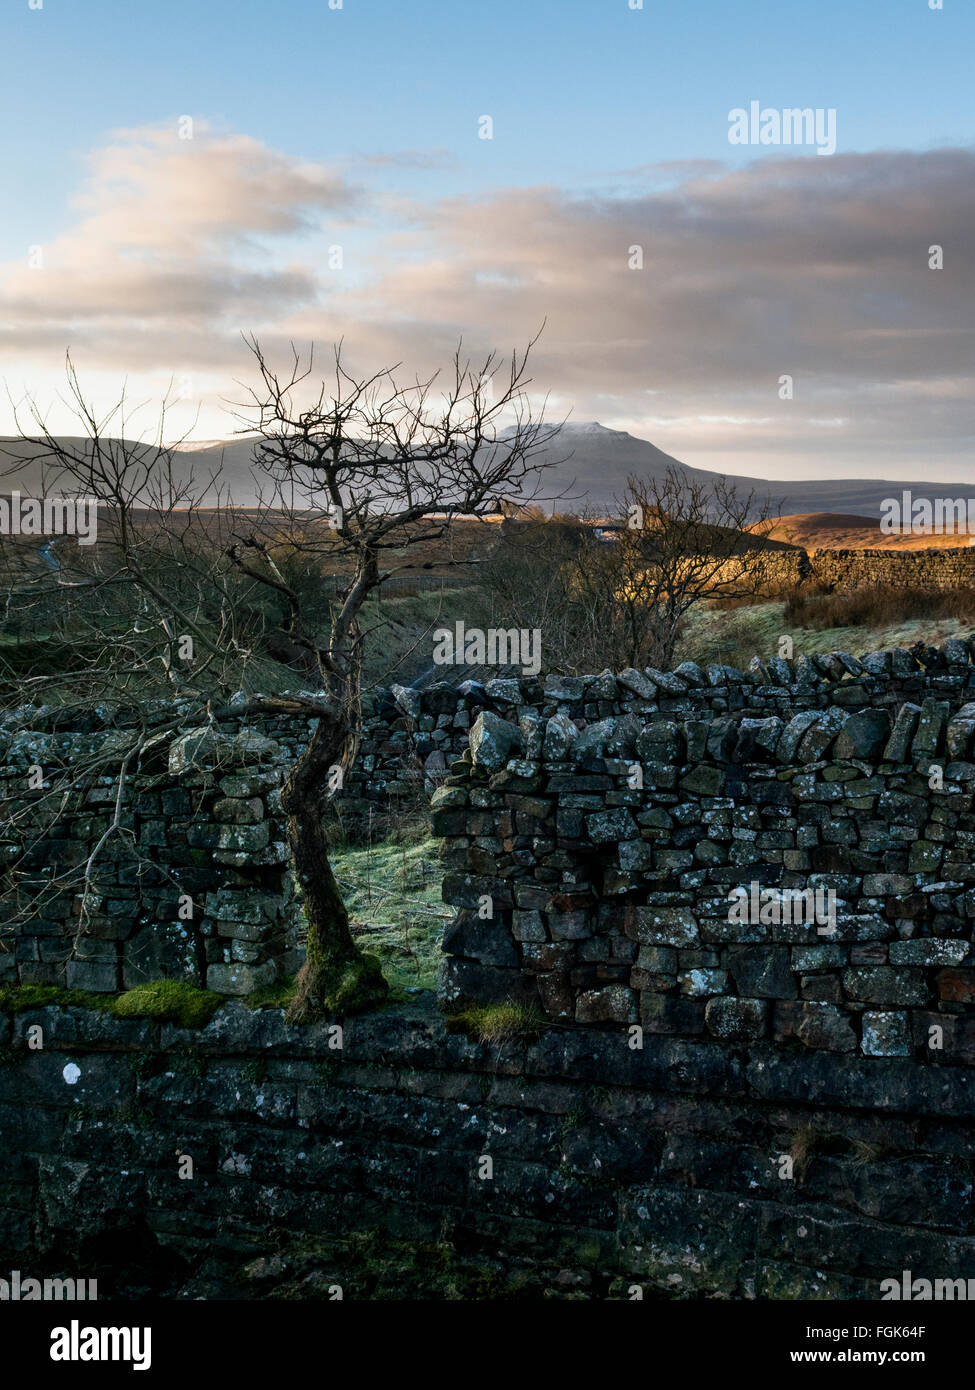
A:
[438,956,539,1010]
[543,712,579,761]
[644,667,688,695]
[442,910,520,967]
[946,717,975,759]
[391,684,422,720]
[572,718,617,760]
[861,1011,911,1057]
[635,720,683,764]
[777,710,823,763]
[891,648,919,677]
[727,946,796,999]
[673,661,707,687]
[626,905,699,947]
[680,764,724,796]
[882,702,921,761]
[833,708,892,760]
[860,650,891,676]
[617,668,656,699]
[911,698,950,760]
[705,996,767,1041]
[943,637,972,664]
[797,708,849,762]
[772,1000,857,1051]
[543,674,585,702]
[575,985,634,1024]
[842,966,929,1006]
[733,717,783,762]
[586,807,639,843]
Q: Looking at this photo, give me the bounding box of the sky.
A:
[0,0,972,483]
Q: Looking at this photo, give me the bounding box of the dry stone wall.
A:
[0,714,301,996]
[811,547,975,592]
[433,645,975,1067]
[759,545,975,593]
[1,993,974,1299]
[6,634,975,1006]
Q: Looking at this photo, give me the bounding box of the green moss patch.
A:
[111,980,222,1029]
[0,984,115,1015]
[245,977,298,1011]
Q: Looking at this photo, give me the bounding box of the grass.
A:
[783,584,975,633]
[330,819,451,993]
[678,592,975,671]
[446,1001,547,1045]
[358,586,490,688]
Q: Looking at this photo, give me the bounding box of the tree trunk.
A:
[281,709,387,1022]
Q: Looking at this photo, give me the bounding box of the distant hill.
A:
[3,421,974,520]
[761,512,975,553]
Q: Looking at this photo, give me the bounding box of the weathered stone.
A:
[773,1000,857,1051]
[705,996,767,1041]
[861,1011,911,1056]
[543,712,579,761]
[777,710,824,763]
[469,710,521,771]
[626,906,700,948]
[842,966,929,1006]
[883,703,921,762]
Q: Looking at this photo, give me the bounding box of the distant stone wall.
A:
[790,547,973,592]
[435,661,975,1058]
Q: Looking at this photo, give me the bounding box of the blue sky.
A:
[0,0,973,479]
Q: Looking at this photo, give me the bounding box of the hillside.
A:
[5,422,975,519]
[761,512,975,552]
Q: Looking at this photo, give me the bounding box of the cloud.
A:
[2,127,974,477]
[296,147,975,472]
[0,122,360,365]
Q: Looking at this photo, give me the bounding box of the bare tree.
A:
[481,470,781,672]
[2,339,558,1020]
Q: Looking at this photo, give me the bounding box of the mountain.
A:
[2,422,972,521]
[530,423,975,519]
